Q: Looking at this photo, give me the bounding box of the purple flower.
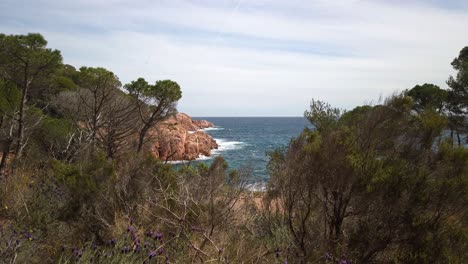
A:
[127,225,136,234]
[326,252,332,260]
[148,251,158,259]
[147,230,154,237]
[134,243,142,253]
[153,232,163,241]
[72,248,82,258]
[130,217,135,224]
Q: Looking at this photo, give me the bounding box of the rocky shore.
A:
[150,113,218,161]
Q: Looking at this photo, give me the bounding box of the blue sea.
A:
[189,117,311,183]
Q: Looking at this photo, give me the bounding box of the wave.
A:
[166,154,214,164]
[212,138,245,154]
[246,182,267,192]
[167,138,245,164]
[201,127,224,131]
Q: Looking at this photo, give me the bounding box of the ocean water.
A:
[189,117,311,183]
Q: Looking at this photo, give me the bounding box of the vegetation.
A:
[0,33,466,263]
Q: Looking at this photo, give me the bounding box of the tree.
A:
[447,46,468,146]
[406,83,447,113]
[124,78,182,153]
[56,67,138,159]
[267,95,467,263]
[96,91,138,159]
[0,33,62,159]
[0,80,20,176]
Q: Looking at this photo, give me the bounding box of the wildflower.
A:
[127,225,136,234]
[109,238,116,246]
[133,243,141,253]
[147,230,154,237]
[325,252,332,260]
[122,246,130,254]
[148,251,158,260]
[130,217,135,224]
[23,233,32,240]
[158,247,164,255]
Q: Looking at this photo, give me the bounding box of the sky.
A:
[1,0,468,116]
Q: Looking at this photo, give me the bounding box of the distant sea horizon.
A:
[180,116,312,184]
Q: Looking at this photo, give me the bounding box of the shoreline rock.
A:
[150,113,218,161]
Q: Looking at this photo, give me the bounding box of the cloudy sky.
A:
[1,0,467,116]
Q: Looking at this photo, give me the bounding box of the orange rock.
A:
[150,113,218,161]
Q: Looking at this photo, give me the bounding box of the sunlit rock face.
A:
[150,113,217,161]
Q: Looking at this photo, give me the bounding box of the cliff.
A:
[150,113,218,161]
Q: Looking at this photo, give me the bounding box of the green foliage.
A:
[1,32,467,263]
[152,80,182,102]
[406,83,448,112]
[304,99,342,132]
[0,80,20,114]
[49,154,114,220]
[268,95,468,263]
[124,78,182,103]
[0,33,63,87]
[77,66,121,89]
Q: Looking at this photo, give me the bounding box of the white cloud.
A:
[0,0,467,116]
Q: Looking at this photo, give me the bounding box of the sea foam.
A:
[212,138,245,153]
[201,127,224,131]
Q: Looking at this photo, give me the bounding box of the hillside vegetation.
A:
[0,33,467,263]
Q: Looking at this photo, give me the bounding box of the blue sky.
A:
[1,0,468,116]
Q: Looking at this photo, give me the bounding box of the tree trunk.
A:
[450,128,454,146]
[14,79,29,159]
[0,140,11,177]
[136,126,149,153]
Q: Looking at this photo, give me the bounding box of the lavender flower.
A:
[148,251,158,260]
[147,230,154,237]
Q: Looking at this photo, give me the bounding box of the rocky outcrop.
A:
[150,113,218,161]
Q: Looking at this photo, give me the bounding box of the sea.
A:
[182,117,311,184]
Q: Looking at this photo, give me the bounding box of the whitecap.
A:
[211,138,245,155]
[166,154,214,164]
[201,127,224,131]
[246,182,267,192]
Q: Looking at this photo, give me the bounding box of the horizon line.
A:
[192,116,306,118]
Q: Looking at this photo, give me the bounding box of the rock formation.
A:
[150,113,218,161]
